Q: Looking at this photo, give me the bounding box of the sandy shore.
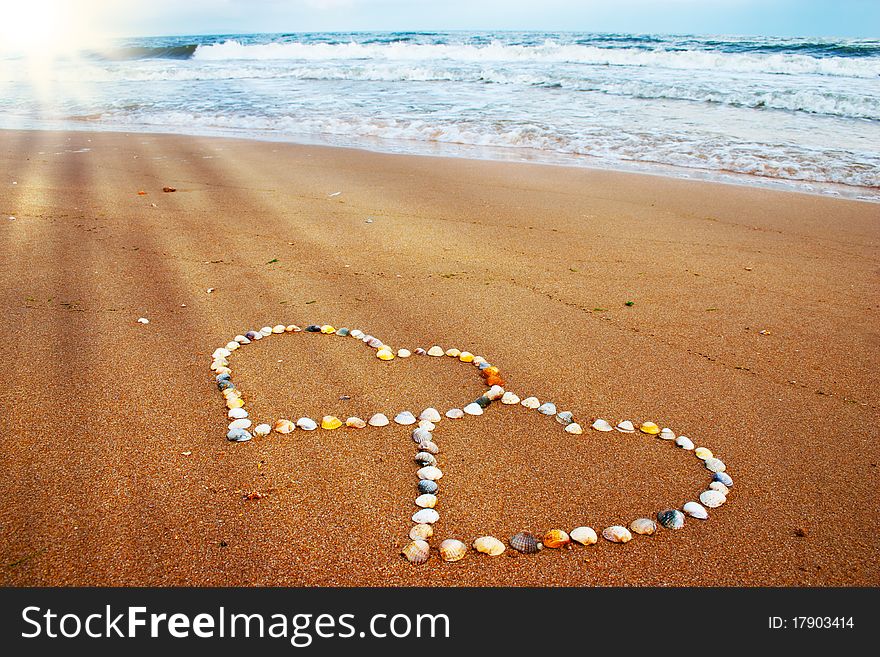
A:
[0,128,877,586]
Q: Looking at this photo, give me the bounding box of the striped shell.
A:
[439,539,467,562]
[657,509,685,530]
[409,524,434,540]
[473,536,506,556]
[510,531,542,553]
[401,540,430,565]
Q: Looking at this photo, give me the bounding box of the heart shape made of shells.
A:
[212,323,733,566]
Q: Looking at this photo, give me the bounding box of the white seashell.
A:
[473,536,506,556]
[228,407,248,419]
[415,494,437,508]
[228,419,252,430]
[415,451,437,467]
[486,385,505,401]
[564,423,583,434]
[704,457,726,473]
[417,466,443,481]
[397,348,411,358]
[412,508,439,524]
[296,417,318,431]
[274,419,295,434]
[345,416,367,428]
[445,408,464,419]
[253,424,271,437]
[520,397,540,409]
[709,481,730,495]
[212,348,231,359]
[394,411,417,425]
[472,356,487,365]
[419,441,440,454]
[700,489,727,508]
[137,317,150,324]
[501,391,521,405]
[272,324,285,334]
[251,332,262,340]
[591,418,613,432]
[418,420,436,431]
[602,526,633,543]
[439,539,467,562]
[411,427,433,443]
[427,346,444,357]
[675,436,695,450]
[350,329,364,339]
[616,420,635,433]
[463,403,483,416]
[683,501,709,519]
[659,427,676,440]
[537,402,557,415]
[234,335,249,344]
[225,341,239,351]
[694,447,713,460]
[368,413,390,427]
[570,526,598,545]
[259,327,272,336]
[409,524,433,540]
[401,539,430,565]
[419,407,442,423]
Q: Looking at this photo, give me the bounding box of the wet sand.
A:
[0,128,878,586]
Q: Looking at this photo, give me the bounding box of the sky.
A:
[101,0,878,38]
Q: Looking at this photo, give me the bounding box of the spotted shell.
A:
[630,518,657,535]
[657,509,685,530]
[510,531,542,553]
[570,526,598,545]
[439,539,467,562]
[401,540,430,565]
[473,536,506,556]
[602,525,633,543]
[700,489,727,508]
[409,524,434,540]
[542,529,571,548]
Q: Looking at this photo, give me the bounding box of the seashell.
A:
[427,346,444,357]
[361,334,373,343]
[345,416,367,428]
[439,539,467,562]
[216,372,231,382]
[486,385,505,401]
[368,413,390,427]
[657,509,685,530]
[472,396,491,409]
[228,407,248,419]
[555,411,573,425]
[401,540,431,565]
[320,325,336,334]
[215,367,233,376]
[335,327,349,336]
[683,501,709,519]
[459,351,475,363]
[274,419,295,434]
[616,420,635,433]
[564,423,583,435]
[321,415,343,430]
[659,427,676,440]
[296,417,318,431]
[376,348,395,361]
[415,494,437,508]
[224,341,239,351]
[445,408,464,419]
[412,508,439,524]
[419,407,442,423]
[709,481,730,495]
[226,397,244,410]
[415,452,437,467]
[463,403,483,416]
[675,436,695,450]
[704,457,726,473]
[521,397,540,409]
[394,411,417,425]
[213,348,231,359]
[445,348,461,358]
[510,532,542,554]
[694,447,713,460]
[537,402,557,415]
[473,536,506,556]
[699,490,727,508]
[272,324,286,334]
[251,332,263,340]
[542,529,571,548]
[260,327,273,336]
[639,421,661,435]
[418,479,438,495]
[414,348,426,355]
[501,391,521,405]
[397,349,411,358]
[228,418,252,430]
[591,418,613,432]
[253,423,271,437]
[570,526,598,545]
[226,428,252,442]
[418,420,436,431]
[602,526,632,543]
[713,472,733,488]
[245,331,258,340]
[409,524,433,540]
[419,441,440,455]
[417,466,443,481]
[411,427,433,443]
[472,355,488,365]
[630,518,657,535]
[477,362,492,370]
[234,335,249,344]
[349,329,364,339]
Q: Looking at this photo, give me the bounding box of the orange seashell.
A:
[482,366,500,377]
[542,529,571,548]
[485,375,506,386]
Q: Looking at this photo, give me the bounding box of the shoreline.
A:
[1,128,878,586]
[3,124,877,204]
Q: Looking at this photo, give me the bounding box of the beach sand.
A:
[1,129,877,586]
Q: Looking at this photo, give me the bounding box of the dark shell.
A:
[215,373,231,382]
[245,331,258,339]
[218,380,235,391]
[477,362,492,370]
[510,531,542,554]
[657,508,685,530]
[475,396,492,409]
[418,480,438,495]
[713,472,733,488]
[336,327,350,336]
[305,325,322,332]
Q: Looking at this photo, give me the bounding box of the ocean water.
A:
[1,31,878,199]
